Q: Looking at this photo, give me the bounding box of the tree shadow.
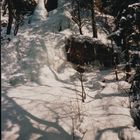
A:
[95,126,129,140]
[99,92,128,98]
[1,90,80,140]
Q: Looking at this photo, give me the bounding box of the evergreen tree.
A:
[2,0,36,35]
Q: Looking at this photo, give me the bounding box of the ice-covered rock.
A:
[31,0,48,21]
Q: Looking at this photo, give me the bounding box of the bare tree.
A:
[71,0,98,37]
[71,0,83,35]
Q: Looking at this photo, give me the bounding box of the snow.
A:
[31,0,48,21]
[1,1,140,140]
[2,70,137,140]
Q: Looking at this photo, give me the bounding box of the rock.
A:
[65,35,113,66]
[9,74,27,86]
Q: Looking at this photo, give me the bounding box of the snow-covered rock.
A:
[31,0,48,21]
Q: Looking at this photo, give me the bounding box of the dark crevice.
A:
[45,0,58,12]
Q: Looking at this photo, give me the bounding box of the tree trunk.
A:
[77,0,83,35]
[91,0,97,38]
[122,32,129,62]
[6,0,13,35]
[80,73,86,102]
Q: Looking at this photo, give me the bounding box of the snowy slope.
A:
[1,1,140,140]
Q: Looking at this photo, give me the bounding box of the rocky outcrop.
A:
[65,35,113,67]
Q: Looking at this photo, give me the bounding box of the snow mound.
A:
[1,5,77,85]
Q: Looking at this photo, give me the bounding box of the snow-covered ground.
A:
[2,69,140,140]
[1,1,140,140]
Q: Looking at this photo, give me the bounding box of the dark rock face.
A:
[8,0,37,13]
[95,45,113,67]
[65,35,113,67]
[45,0,58,12]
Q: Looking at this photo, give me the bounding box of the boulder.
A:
[65,35,113,67]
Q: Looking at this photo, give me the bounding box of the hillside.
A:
[1,0,140,140]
